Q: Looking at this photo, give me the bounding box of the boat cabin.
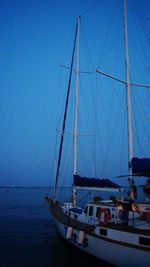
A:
[79,200,129,225]
[62,198,150,230]
[62,199,129,225]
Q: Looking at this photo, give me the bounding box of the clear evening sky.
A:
[0,0,150,186]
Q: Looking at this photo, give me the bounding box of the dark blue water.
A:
[0,187,114,267]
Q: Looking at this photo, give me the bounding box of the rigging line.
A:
[80,1,119,71]
[78,75,95,139]
[97,0,119,67]
[92,73,98,177]
[129,75,146,156]
[82,21,102,68]
[91,73,97,175]
[128,73,145,157]
[117,173,150,178]
[80,0,104,16]
[80,23,96,80]
[79,26,97,175]
[78,191,92,204]
[146,89,150,107]
[98,30,121,70]
[119,100,126,176]
[128,63,150,154]
[77,137,93,177]
[132,89,150,147]
[54,19,78,198]
[132,5,150,107]
[95,77,105,166]
[56,138,73,199]
[96,74,126,175]
[132,0,150,47]
[100,89,125,176]
[56,128,93,136]
[133,86,150,126]
[132,105,144,156]
[92,75,105,175]
[104,83,115,163]
[60,64,93,74]
[96,69,150,88]
[62,143,73,182]
[130,1,150,76]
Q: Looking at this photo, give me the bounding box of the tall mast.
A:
[73,16,80,206]
[54,21,78,200]
[123,0,133,175]
[74,16,80,175]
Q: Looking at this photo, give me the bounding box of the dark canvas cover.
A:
[74,175,121,188]
[131,157,150,177]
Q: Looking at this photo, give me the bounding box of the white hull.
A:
[55,218,150,267]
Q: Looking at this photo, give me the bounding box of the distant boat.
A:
[46,1,150,266]
[6,189,10,192]
[143,178,150,194]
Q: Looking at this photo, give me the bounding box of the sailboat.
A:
[46,1,150,266]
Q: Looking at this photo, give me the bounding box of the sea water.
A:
[0,186,149,267]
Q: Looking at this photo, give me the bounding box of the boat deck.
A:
[46,196,150,236]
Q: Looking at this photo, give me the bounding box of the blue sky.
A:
[0,0,150,186]
[0,0,99,186]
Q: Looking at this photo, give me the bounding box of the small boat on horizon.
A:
[144,178,150,194]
